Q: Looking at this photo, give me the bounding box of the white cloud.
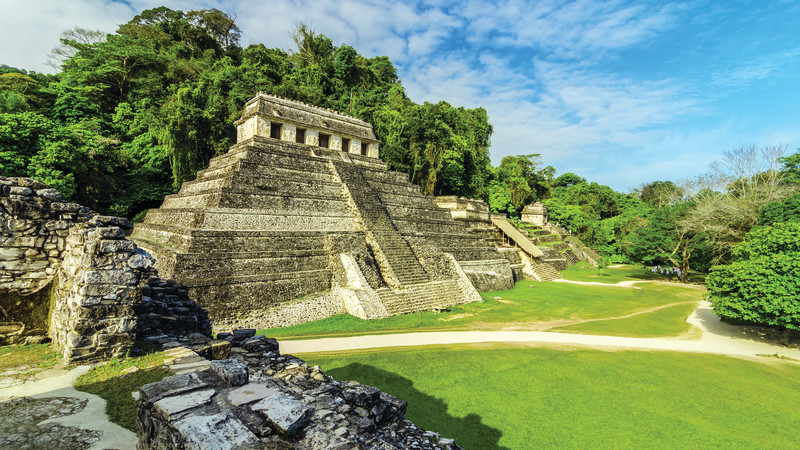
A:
[711,46,800,89]
[0,0,136,72]
[2,0,798,191]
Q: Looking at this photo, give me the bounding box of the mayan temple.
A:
[131,94,516,329]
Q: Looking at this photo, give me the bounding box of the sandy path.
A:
[280,301,800,361]
[0,365,136,449]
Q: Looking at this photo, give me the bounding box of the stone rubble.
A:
[0,396,103,450]
[137,329,462,450]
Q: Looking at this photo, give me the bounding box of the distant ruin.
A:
[521,202,548,226]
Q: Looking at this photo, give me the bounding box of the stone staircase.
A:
[377,280,463,315]
[132,140,358,322]
[564,248,582,266]
[529,260,563,281]
[330,161,430,287]
[134,134,512,327]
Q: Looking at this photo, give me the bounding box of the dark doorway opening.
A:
[319,133,330,148]
[270,123,282,139]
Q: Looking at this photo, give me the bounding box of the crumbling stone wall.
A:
[49,216,156,360]
[1,176,93,343]
[137,329,460,449]
[1,177,211,360]
[0,177,88,294]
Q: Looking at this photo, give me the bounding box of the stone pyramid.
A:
[132,94,514,330]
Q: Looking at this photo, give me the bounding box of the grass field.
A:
[74,351,171,431]
[0,344,61,376]
[552,302,699,337]
[303,344,800,449]
[261,265,704,339]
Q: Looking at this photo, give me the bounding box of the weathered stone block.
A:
[172,412,262,450]
[154,388,216,420]
[250,391,314,435]
[140,372,210,404]
[50,202,82,213]
[210,359,248,386]
[36,188,62,202]
[228,382,276,406]
[10,186,33,196]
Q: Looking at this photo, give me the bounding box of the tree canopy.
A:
[0,7,494,216]
[706,222,800,330]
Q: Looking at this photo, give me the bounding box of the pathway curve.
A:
[280,301,800,361]
[0,365,136,450]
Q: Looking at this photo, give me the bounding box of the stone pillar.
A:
[330,135,342,151]
[281,123,296,142]
[50,219,156,361]
[349,139,361,155]
[367,143,380,158]
[236,116,270,143]
[306,129,319,146]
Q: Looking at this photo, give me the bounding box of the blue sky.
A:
[2,0,799,191]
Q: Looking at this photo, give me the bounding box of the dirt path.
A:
[280,301,800,361]
[0,365,136,449]
[488,301,698,331]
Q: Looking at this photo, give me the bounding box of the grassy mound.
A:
[261,265,703,339]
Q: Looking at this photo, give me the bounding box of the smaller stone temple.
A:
[133,93,515,331]
[521,202,548,226]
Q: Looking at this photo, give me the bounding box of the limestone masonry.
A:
[138,329,461,449]
[0,176,210,361]
[133,93,517,330]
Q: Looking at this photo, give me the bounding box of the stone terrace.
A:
[133,94,514,330]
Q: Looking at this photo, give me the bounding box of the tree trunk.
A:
[680,247,691,283]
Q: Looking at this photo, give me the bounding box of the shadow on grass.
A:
[325,363,508,450]
[628,271,707,283]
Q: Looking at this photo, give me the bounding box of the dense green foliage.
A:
[305,346,800,449]
[3,7,800,319]
[0,8,493,216]
[706,222,800,330]
[759,192,800,225]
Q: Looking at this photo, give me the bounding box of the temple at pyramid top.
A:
[234,93,381,158]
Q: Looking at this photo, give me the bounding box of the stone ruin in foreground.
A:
[0,179,463,447]
[132,93,521,330]
[138,329,461,449]
[0,176,211,360]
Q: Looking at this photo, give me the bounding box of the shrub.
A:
[706,223,800,329]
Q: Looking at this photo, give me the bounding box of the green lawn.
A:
[0,344,61,376]
[552,302,699,337]
[74,351,171,431]
[261,265,703,339]
[562,263,707,284]
[303,344,800,449]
